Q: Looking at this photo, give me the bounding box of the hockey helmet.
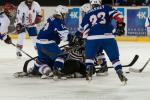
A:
[89,0,102,5]
[81,3,91,13]
[55,5,69,16]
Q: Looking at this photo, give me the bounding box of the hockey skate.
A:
[16,51,22,58]
[116,69,128,85]
[40,66,52,79]
[53,69,62,81]
[96,64,108,76]
[86,66,93,81]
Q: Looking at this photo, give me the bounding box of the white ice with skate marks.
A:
[0,40,150,100]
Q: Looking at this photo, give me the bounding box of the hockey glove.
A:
[114,22,125,36]
[34,15,42,24]
[16,23,25,33]
[4,35,12,44]
[69,35,83,47]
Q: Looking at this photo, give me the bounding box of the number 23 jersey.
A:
[81,4,120,36]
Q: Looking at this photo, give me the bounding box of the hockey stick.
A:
[95,55,139,69]
[129,58,150,73]
[23,44,69,73]
[11,42,33,59]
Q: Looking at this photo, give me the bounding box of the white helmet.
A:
[90,0,102,5]
[81,3,91,13]
[55,5,69,15]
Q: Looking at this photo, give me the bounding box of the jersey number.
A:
[43,23,49,31]
[90,12,106,25]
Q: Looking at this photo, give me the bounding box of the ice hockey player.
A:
[16,0,42,58]
[145,16,150,33]
[0,2,16,44]
[33,5,75,79]
[145,15,150,27]
[77,3,108,76]
[81,0,127,84]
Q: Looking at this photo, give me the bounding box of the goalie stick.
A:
[129,58,150,73]
[95,54,139,69]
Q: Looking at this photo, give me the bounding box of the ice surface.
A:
[0,40,150,100]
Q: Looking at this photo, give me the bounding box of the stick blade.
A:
[124,55,139,67]
[129,68,140,73]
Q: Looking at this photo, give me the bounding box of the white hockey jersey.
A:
[145,16,150,27]
[0,12,10,35]
[16,1,41,27]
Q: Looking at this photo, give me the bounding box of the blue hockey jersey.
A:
[37,16,69,44]
[80,4,121,36]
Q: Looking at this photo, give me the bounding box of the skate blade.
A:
[53,75,59,81]
[61,76,67,80]
[96,72,108,76]
[121,80,127,86]
[86,76,92,82]
[41,75,49,79]
[17,56,22,59]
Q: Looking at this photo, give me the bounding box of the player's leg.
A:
[33,58,52,79]
[96,48,108,76]
[35,43,56,78]
[26,27,38,49]
[85,39,98,80]
[52,44,67,79]
[16,31,26,58]
[36,42,65,79]
[102,39,127,83]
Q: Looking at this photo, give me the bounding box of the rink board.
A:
[10,34,150,42]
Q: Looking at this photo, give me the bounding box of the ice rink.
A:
[0,40,150,100]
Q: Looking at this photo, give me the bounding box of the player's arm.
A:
[75,14,90,38]
[0,22,12,44]
[34,2,42,24]
[56,26,69,42]
[16,4,25,33]
[109,6,125,36]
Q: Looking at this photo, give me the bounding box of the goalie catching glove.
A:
[114,22,125,36]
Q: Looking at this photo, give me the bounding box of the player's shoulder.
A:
[0,13,10,23]
[32,1,40,6]
[18,1,26,7]
[0,13,5,18]
[47,16,56,23]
